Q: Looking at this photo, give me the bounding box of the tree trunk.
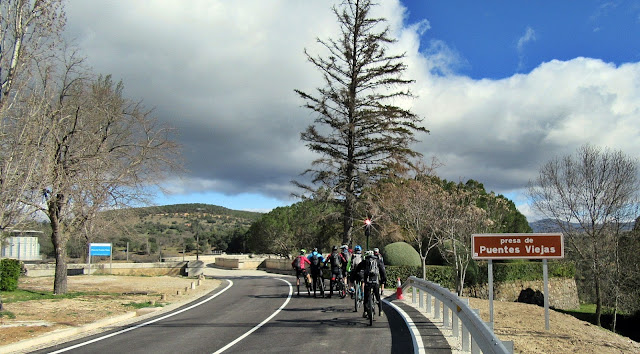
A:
[342,193,355,246]
[49,194,68,295]
[594,272,602,327]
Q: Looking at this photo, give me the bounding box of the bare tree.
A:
[528,144,639,326]
[0,0,65,231]
[23,52,180,294]
[433,184,496,295]
[373,175,441,279]
[294,0,427,246]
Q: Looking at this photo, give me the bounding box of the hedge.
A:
[383,265,456,290]
[476,260,575,283]
[0,258,23,291]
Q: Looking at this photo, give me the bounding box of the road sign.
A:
[472,233,564,260]
[89,243,112,256]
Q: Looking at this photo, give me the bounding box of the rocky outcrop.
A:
[463,278,579,310]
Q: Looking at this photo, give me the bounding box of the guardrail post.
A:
[412,286,417,304]
[461,298,470,351]
[426,293,432,314]
[419,289,424,309]
[471,309,481,354]
[443,304,450,328]
[452,306,459,337]
[434,298,441,319]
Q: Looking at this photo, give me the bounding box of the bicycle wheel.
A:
[367,289,374,326]
[318,277,325,297]
[338,278,347,298]
[354,281,361,311]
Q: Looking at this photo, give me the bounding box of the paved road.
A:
[31,269,417,354]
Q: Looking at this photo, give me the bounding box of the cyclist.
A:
[292,249,311,296]
[325,245,347,298]
[349,245,364,294]
[307,248,326,297]
[340,245,351,289]
[373,247,386,294]
[355,250,386,319]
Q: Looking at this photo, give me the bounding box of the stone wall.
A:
[462,278,579,310]
[23,262,185,277]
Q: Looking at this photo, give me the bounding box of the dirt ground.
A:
[2,275,639,353]
[0,275,221,348]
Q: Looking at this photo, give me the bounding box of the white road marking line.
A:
[48,279,235,354]
[212,278,292,354]
[382,299,426,354]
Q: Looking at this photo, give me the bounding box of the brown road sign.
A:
[472,233,564,260]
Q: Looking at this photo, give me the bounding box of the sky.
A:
[63,0,640,221]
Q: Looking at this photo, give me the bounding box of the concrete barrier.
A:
[214,257,266,270]
[23,262,186,277]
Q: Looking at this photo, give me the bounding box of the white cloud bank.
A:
[64,0,640,220]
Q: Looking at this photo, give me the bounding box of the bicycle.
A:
[353,279,364,312]
[301,272,312,296]
[313,273,325,298]
[333,274,347,299]
[366,284,376,326]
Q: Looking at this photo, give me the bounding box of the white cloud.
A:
[64,1,640,222]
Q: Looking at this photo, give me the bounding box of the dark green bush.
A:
[384,265,456,290]
[477,260,575,283]
[382,242,421,266]
[0,258,22,291]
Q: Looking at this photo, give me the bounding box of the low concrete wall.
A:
[463,278,580,310]
[24,262,186,277]
[214,257,267,270]
[263,259,292,271]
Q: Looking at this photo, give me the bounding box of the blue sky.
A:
[404,1,640,79]
[65,0,640,220]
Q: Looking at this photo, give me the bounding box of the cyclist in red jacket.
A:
[292,249,311,296]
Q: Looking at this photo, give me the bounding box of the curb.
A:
[0,279,220,354]
[0,312,137,353]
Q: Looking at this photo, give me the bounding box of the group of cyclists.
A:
[291,245,387,320]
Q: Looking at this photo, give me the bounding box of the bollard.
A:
[191,282,196,289]
[161,293,167,301]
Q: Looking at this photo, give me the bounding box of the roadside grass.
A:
[123,301,164,309]
[0,289,119,303]
[0,310,16,319]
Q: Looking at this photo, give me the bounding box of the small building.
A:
[1,230,43,261]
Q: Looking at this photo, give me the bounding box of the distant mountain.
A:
[529,218,635,233]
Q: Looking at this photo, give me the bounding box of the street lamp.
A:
[364,218,372,250]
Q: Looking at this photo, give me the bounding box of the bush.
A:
[477,260,575,283]
[0,258,23,291]
[382,242,421,266]
[384,265,456,290]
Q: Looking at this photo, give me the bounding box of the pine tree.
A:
[294,0,428,246]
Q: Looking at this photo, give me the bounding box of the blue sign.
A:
[90,243,112,256]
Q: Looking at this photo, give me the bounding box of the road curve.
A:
[30,270,415,354]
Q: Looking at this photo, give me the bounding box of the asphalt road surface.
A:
[31,272,416,354]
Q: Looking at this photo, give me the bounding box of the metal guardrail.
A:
[403,276,512,354]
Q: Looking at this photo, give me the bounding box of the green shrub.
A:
[384,265,456,290]
[382,242,421,266]
[0,259,23,291]
[477,260,575,283]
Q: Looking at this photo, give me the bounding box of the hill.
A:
[35,204,263,259]
[529,218,635,233]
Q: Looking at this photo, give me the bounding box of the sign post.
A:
[89,243,113,274]
[472,233,564,330]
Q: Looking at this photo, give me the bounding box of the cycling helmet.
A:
[374,247,380,253]
[332,245,338,251]
[365,250,374,257]
[340,245,348,249]
[354,245,362,252]
[313,247,318,252]
[300,249,306,255]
